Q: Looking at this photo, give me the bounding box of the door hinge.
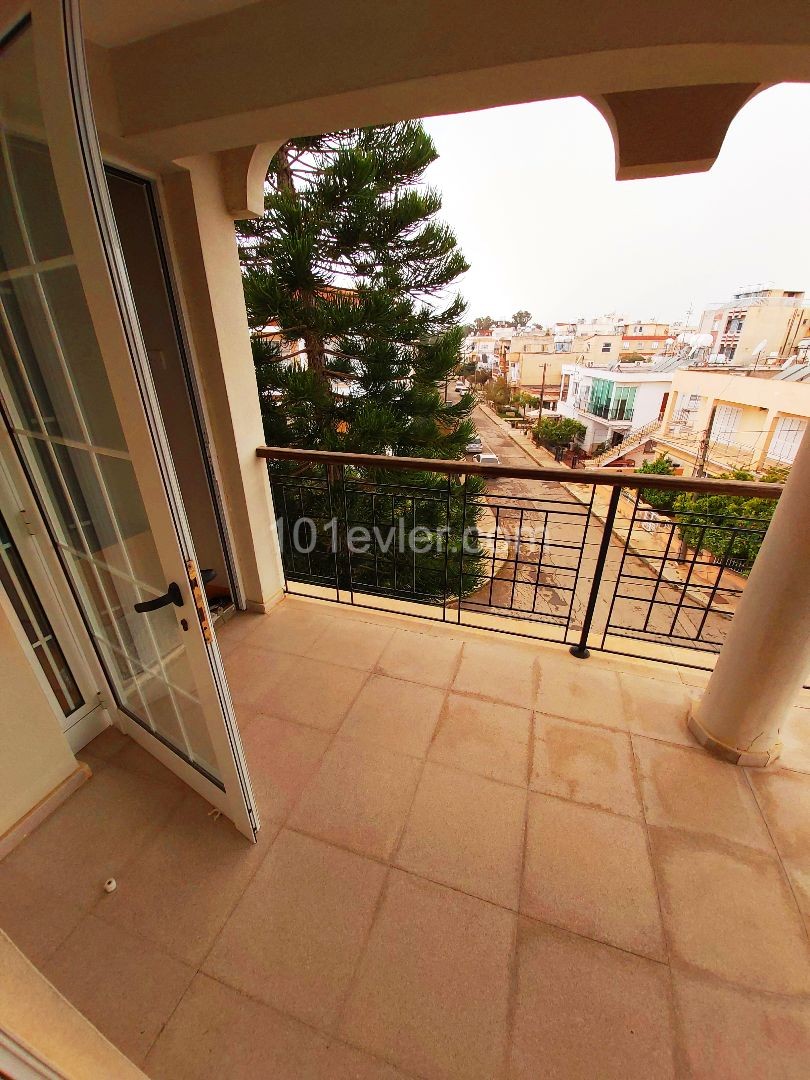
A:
[19,507,38,535]
[95,688,115,714]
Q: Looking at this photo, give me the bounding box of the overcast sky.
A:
[422,83,810,327]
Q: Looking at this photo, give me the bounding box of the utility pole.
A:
[693,403,718,478]
[539,362,547,417]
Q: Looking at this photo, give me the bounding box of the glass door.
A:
[0,5,258,838]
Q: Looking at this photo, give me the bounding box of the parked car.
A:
[466,438,483,454]
[454,382,467,392]
[476,452,500,465]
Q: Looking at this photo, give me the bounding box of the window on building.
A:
[601,342,611,352]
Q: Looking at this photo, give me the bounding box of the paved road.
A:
[448,387,732,659]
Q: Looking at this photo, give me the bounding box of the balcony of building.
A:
[3,592,810,1079]
[3,451,810,1077]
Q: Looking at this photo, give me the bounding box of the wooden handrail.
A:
[256,446,784,499]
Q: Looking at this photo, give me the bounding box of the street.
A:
[446,386,735,660]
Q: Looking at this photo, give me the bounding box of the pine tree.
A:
[238,123,485,602]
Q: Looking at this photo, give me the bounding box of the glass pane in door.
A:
[0,507,83,714]
[0,22,221,783]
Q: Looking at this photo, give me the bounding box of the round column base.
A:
[687,709,782,768]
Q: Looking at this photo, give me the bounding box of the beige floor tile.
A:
[619,672,697,747]
[747,768,810,916]
[673,967,810,1080]
[536,658,627,728]
[522,793,665,960]
[340,674,445,758]
[678,666,711,689]
[376,628,463,687]
[76,725,129,771]
[531,716,641,818]
[340,870,513,1080]
[1,764,185,910]
[429,692,531,785]
[650,827,810,994]
[452,638,537,708]
[634,738,773,850]
[780,707,810,774]
[306,618,395,670]
[96,791,277,966]
[146,973,405,1080]
[0,863,85,966]
[215,611,265,648]
[240,715,331,823]
[241,601,332,656]
[109,739,188,789]
[254,655,368,731]
[205,831,386,1030]
[395,762,526,908]
[288,737,422,859]
[511,919,675,1080]
[223,643,295,709]
[42,914,194,1065]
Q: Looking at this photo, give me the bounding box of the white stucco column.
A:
[688,429,810,765]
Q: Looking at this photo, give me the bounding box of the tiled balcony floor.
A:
[2,597,810,1078]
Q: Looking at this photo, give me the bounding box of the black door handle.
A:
[134,582,184,613]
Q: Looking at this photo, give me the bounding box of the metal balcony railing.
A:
[585,400,635,422]
[257,446,783,670]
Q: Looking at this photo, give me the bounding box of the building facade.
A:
[660,366,810,473]
[620,321,672,359]
[697,287,810,365]
[558,364,672,451]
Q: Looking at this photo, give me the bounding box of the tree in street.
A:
[473,315,494,333]
[514,391,540,418]
[637,454,678,512]
[512,310,532,331]
[237,122,485,600]
[533,415,586,460]
[673,466,787,572]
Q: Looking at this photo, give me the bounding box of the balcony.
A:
[2,453,809,1078]
[2,597,809,1077]
[585,399,636,423]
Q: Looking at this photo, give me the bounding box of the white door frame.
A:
[0,2,259,839]
[0,437,110,749]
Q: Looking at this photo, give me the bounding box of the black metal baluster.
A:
[570,485,621,659]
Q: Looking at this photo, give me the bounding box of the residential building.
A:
[463,328,512,372]
[2,3,810,1078]
[620,320,672,359]
[659,365,810,473]
[558,363,672,451]
[697,286,810,365]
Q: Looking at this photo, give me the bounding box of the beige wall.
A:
[160,157,285,610]
[0,597,77,838]
[0,931,146,1078]
[663,369,810,464]
[512,352,567,388]
[736,305,808,363]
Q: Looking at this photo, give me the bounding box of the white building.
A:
[558,363,673,452]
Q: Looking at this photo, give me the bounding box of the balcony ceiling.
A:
[80,1,810,176]
[81,0,252,48]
